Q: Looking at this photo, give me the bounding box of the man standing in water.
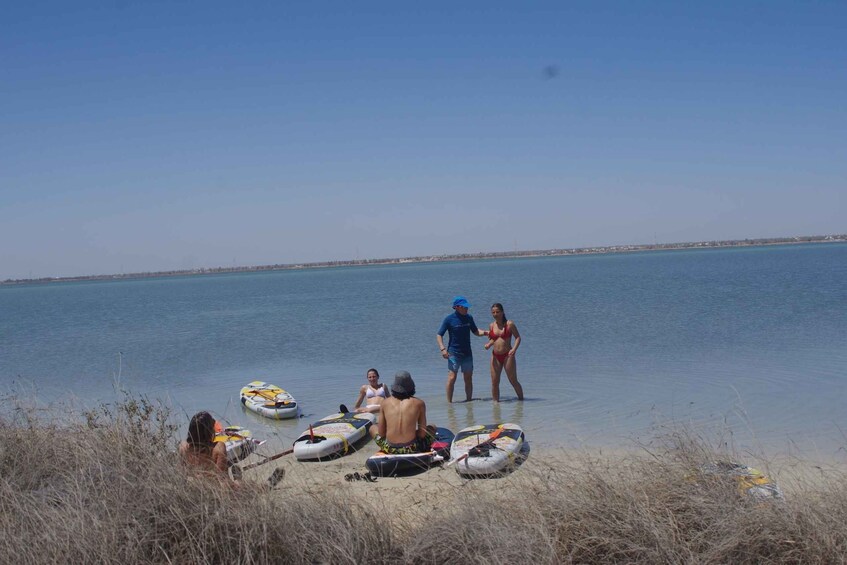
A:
[436,296,488,402]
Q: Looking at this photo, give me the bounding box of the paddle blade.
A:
[477,426,503,446]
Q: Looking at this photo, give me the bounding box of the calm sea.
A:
[2,243,845,457]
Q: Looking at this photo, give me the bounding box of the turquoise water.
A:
[2,243,845,456]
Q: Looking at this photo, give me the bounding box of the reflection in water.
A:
[493,399,524,427]
[445,403,459,434]
[445,400,478,433]
[511,399,524,425]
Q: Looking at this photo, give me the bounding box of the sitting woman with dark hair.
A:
[353,368,390,413]
[179,411,286,488]
[178,411,228,476]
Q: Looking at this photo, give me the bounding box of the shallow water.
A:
[2,243,845,457]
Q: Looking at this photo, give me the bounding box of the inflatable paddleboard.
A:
[240,381,299,420]
[450,423,525,477]
[293,411,377,461]
[365,427,454,477]
[698,461,784,501]
[213,424,264,465]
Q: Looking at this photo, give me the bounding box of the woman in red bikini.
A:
[484,303,524,402]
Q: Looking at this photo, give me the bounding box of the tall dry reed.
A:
[1,395,846,564]
[405,431,847,564]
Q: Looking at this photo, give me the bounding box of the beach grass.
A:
[1,395,846,564]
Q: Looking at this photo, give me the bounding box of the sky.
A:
[1,1,845,280]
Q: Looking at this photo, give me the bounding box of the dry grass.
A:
[406,432,847,565]
[2,396,846,564]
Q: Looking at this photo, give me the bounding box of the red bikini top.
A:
[489,323,512,341]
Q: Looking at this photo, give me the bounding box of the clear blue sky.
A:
[2,1,844,279]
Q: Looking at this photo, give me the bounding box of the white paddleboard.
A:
[213,424,264,465]
[240,381,299,420]
[293,411,376,461]
[450,423,525,476]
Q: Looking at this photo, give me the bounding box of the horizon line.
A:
[4,233,845,286]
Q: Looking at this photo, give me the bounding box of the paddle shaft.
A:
[234,448,293,474]
[447,428,503,467]
[242,448,293,470]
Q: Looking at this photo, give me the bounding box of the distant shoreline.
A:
[3,234,845,286]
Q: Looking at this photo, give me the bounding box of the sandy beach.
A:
[246,435,847,520]
[242,438,523,518]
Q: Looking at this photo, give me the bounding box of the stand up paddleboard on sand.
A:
[293,411,377,461]
[449,423,526,477]
[696,461,784,501]
[365,427,455,477]
[240,381,299,420]
[213,423,265,465]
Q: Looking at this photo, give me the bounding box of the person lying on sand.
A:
[367,371,437,454]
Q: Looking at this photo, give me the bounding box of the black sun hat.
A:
[390,371,416,396]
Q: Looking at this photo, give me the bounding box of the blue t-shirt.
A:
[437,312,480,357]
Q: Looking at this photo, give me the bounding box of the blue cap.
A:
[452,296,471,308]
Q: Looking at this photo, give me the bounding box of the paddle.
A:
[447,427,504,468]
[230,447,294,480]
[246,388,289,406]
